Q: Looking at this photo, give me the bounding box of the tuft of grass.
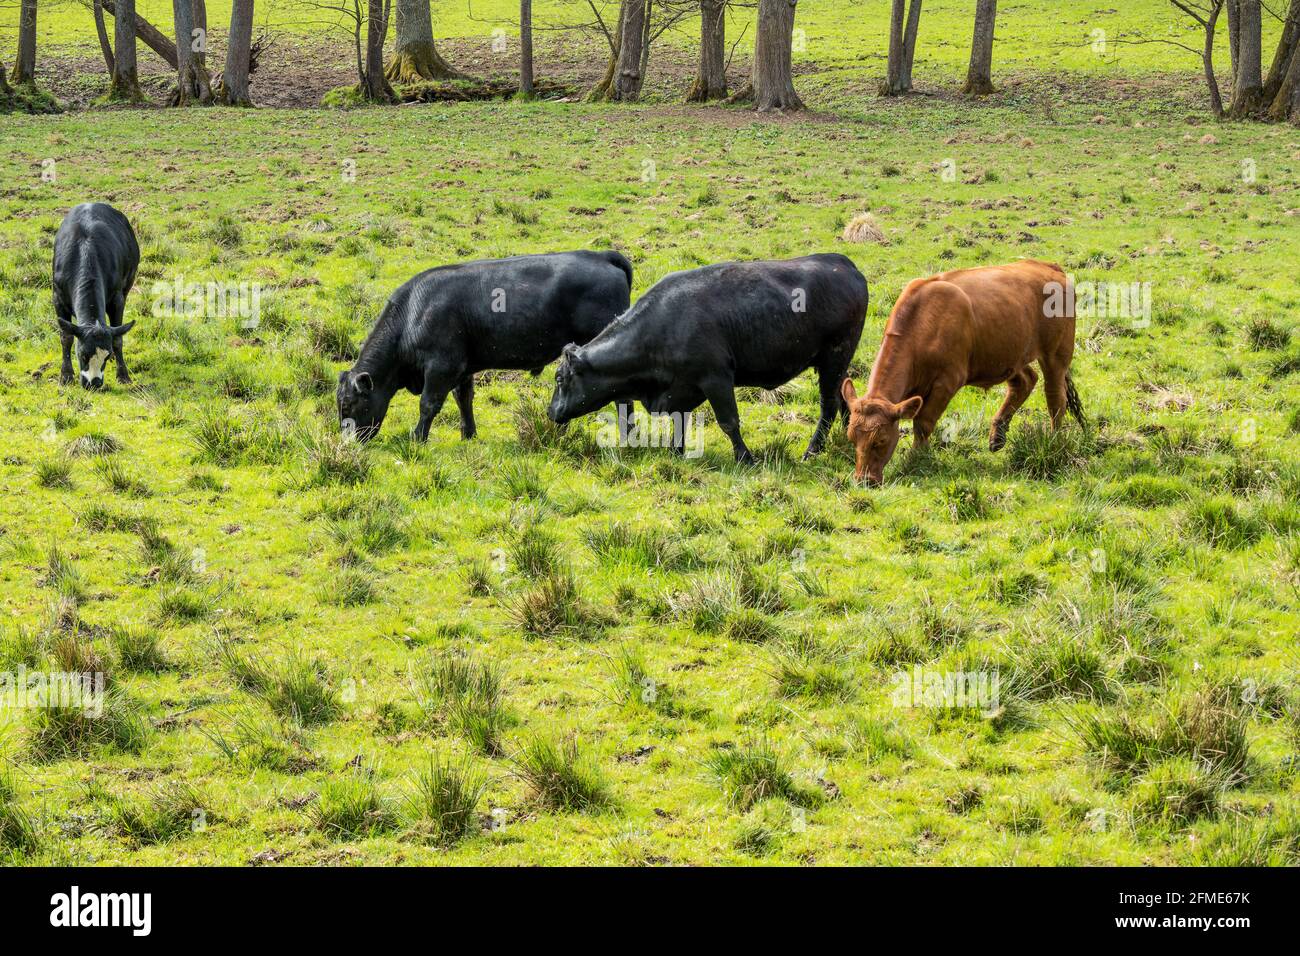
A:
[319,566,380,607]
[606,645,679,715]
[510,524,564,578]
[1245,317,1290,351]
[34,456,74,489]
[217,641,342,726]
[0,775,41,854]
[41,544,85,602]
[66,430,121,458]
[200,707,317,774]
[109,626,169,673]
[105,781,210,846]
[412,651,509,755]
[404,756,488,846]
[1004,420,1088,480]
[511,736,612,812]
[512,571,608,640]
[704,741,823,812]
[1184,497,1265,549]
[1071,682,1250,784]
[461,557,497,597]
[1131,757,1225,827]
[27,688,148,761]
[722,608,784,644]
[310,769,396,839]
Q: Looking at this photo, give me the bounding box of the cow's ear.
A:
[840,378,858,404]
[58,318,84,339]
[894,396,923,420]
[354,371,374,393]
[562,344,586,369]
[111,321,135,338]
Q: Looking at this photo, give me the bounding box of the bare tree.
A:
[520,0,534,95]
[109,0,145,100]
[14,0,38,85]
[1229,0,1265,115]
[91,0,178,69]
[882,0,922,95]
[611,0,648,99]
[365,0,395,100]
[386,0,463,83]
[219,0,255,105]
[748,0,800,110]
[93,0,115,74]
[1265,0,1300,118]
[962,0,997,95]
[687,0,727,102]
[173,0,212,103]
[589,0,693,101]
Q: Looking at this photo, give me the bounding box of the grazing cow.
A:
[52,203,140,389]
[336,251,632,441]
[842,259,1085,486]
[546,254,869,462]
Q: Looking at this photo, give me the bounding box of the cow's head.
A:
[842,378,923,486]
[547,344,609,426]
[336,369,385,441]
[58,319,132,390]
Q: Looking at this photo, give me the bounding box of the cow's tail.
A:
[1065,371,1087,431]
[603,250,633,292]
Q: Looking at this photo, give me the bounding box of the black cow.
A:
[336,250,633,441]
[53,203,140,389]
[546,254,869,462]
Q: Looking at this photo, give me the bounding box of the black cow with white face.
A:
[52,203,140,390]
[547,254,869,462]
[337,250,632,442]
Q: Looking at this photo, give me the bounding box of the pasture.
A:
[0,0,1298,866]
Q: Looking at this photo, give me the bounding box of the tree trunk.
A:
[15,0,38,85]
[172,0,212,103]
[192,0,208,76]
[365,0,396,100]
[1264,0,1300,102]
[94,0,116,74]
[385,0,462,82]
[101,0,178,69]
[519,0,534,95]
[883,0,922,95]
[610,0,648,101]
[220,0,255,105]
[962,0,996,95]
[1230,0,1264,116]
[1227,0,1240,84]
[1270,19,1300,120]
[1204,0,1226,118]
[747,0,801,111]
[687,0,727,101]
[588,0,627,100]
[109,0,145,100]
[0,57,10,96]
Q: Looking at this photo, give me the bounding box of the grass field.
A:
[1,2,1298,866]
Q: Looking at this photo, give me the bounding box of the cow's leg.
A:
[1040,361,1069,430]
[57,304,75,386]
[913,379,961,447]
[701,378,754,465]
[413,366,458,442]
[989,367,1038,451]
[452,375,476,440]
[108,293,130,384]
[804,362,850,460]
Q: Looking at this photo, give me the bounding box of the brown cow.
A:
[842,259,1085,485]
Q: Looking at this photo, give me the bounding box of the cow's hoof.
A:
[59,373,73,387]
[989,422,1008,452]
[118,374,132,386]
[802,447,820,461]
[737,452,757,466]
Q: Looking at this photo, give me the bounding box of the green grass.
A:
[0,0,1296,865]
